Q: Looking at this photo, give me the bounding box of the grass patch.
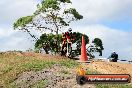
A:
[9,83,17,88]
[86,68,100,74]
[0,53,79,88]
[60,70,69,74]
[0,54,57,88]
[22,60,56,71]
[5,60,56,85]
[32,80,48,88]
[0,65,13,75]
[59,59,79,68]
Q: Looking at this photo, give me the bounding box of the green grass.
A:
[22,60,56,71]
[0,54,55,87]
[0,65,13,75]
[86,68,100,74]
[0,53,79,88]
[59,59,79,68]
[32,80,48,88]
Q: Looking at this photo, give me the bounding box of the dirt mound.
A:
[0,51,66,61]
[12,64,95,88]
[0,51,23,57]
[22,52,38,57]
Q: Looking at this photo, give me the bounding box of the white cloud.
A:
[0,0,132,60]
[0,0,38,51]
[0,29,34,51]
[0,28,23,38]
[0,0,38,26]
[72,24,132,60]
[71,0,132,22]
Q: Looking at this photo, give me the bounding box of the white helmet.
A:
[113,51,116,53]
[68,28,72,32]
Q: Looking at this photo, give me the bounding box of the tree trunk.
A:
[42,47,49,54]
[56,30,59,53]
[50,12,59,54]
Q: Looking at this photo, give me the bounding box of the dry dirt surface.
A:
[86,61,132,82]
[13,64,95,88]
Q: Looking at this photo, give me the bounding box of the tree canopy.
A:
[13,0,83,52]
[34,32,89,54]
[35,33,62,54]
[92,38,104,56]
[13,0,104,57]
[13,0,83,40]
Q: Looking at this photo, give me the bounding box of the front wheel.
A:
[76,75,87,85]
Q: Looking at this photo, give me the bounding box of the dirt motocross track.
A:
[20,52,132,76]
[88,61,132,74]
[86,61,132,82]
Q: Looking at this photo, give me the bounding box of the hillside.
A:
[0,51,132,88]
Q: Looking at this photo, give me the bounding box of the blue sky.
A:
[0,0,132,60]
[100,20,132,31]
